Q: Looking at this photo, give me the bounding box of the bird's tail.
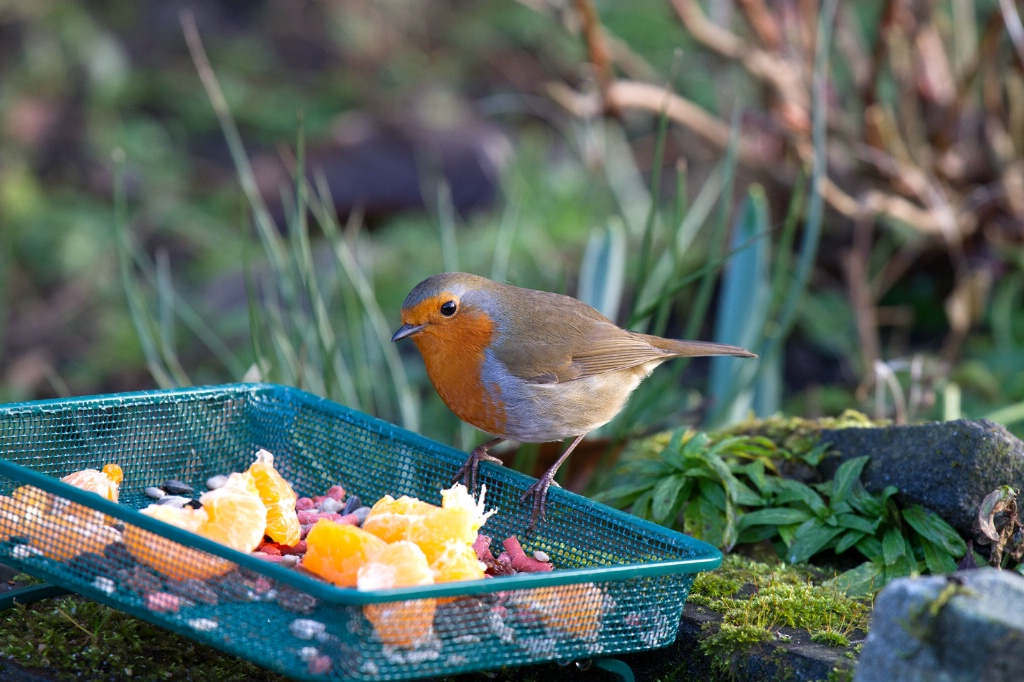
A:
[643,335,757,358]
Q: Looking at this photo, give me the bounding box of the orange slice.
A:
[0,495,41,542]
[405,506,477,564]
[61,464,123,523]
[302,519,386,587]
[361,495,436,544]
[515,583,604,640]
[246,449,301,546]
[357,541,436,647]
[429,541,485,584]
[25,515,121,562]
[198,472,267,550]
[124,471,266,581]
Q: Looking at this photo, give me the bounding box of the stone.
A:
[819,419,1024,538]
[855,568,1024,682]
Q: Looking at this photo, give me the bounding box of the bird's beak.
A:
[391,323,425,342]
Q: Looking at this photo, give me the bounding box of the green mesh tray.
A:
[0,383,720,680]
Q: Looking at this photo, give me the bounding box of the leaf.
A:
[855,535,884,562]
[774,479,828,516]
[831,456,870,505]
[902,505,967,556]
[830,560,884,596]
[834,530,865,554]
[743,460,770,493]
[592,482,652,506]
[662,428,692,470]
[732,479,765,507]
[835,513,878,534]
[632,490,653,521]
[920,538,958,575]
[736,524,781,545]
[975,487,1016,543]
[651,474,687,525]
[799,443,830,467]
[698,477,727,510]
[739,507,813,528]
[882,528,906,566]
[787,519,845,564]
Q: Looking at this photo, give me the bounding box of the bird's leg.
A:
[454,437,505,492]
[521,433,587,533]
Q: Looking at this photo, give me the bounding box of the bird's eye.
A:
[440,300,457,317]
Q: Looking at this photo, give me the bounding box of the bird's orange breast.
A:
[409,308,507,435]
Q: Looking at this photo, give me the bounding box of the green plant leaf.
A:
[901,505,967,556]
[774,479,828,516]
[593,482,653,506]
[834,530,865,554]
[632,489,653,521]
[831,560,884,596]
[736,524,781,545]
[856,535,884,562]
[651,474,687,525]
[742,460,770,494]
[787,519,845,564]
[920,538,958,575]
[882,528,906,566]
[835,513,878,534]
[739,507,814,528]
[831,456,869,505]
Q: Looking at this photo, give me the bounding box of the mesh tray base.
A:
[0,384,720,680]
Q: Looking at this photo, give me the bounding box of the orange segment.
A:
[123,504,227,581]
[246,449,301,546]
[199,472,267,551]
[124,471,266,581]
[361,495,436,544]
[357,541,436,647]
[406,506,476,564]
[302,519,387,587]
[60,465,122,524]
[0,495,41,541]
[515,583,604,640]
[429,541,485,583]
[25,515,121,562]
[440,483,494,531]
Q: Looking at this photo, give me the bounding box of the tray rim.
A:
[0,382,722,604]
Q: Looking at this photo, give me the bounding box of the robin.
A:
[391,272,756,529]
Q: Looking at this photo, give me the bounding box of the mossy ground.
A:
[689,554,871,677]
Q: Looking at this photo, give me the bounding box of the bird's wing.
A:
[493,306,673,384]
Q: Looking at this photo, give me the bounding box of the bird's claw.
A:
[520,477,555,534]
[453,444,503,493]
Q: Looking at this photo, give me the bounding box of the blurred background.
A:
[3,0,1024,487]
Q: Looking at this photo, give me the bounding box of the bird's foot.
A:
[520,476,560,534]
[453,440,504,492]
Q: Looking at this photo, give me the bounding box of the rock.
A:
[819,419,1024,538]
[855,568,1024,681]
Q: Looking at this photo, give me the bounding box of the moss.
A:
[723,411,882,457]
[810,631,850,647]
[693,555,869,674]
[0,596,286,681]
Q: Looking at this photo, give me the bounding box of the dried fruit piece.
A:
[302,519,386,587]
[358,541,436,647]
[246,449,301,546]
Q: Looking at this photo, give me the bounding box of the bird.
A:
[391,272,756,530]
